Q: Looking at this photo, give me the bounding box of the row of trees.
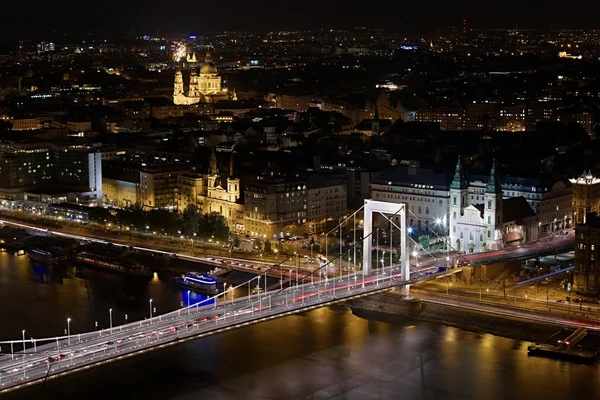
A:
[88,204,229,241]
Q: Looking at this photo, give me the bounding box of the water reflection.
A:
[179,288,214,308]
[31,263,50,284]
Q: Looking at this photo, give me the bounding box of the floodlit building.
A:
[574,212,600,297]
[570,171,600,224]
[173,52,230,105]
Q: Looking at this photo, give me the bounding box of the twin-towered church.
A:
[448,157,538,253]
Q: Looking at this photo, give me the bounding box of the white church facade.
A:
[449,159,504,253]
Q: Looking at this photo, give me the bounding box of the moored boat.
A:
[175,272,219,295]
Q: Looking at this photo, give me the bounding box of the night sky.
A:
[5,1,599,37]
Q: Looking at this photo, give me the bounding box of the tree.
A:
[198,212,229,241]
[264,239,272,253]
[88,207,113,224]
[254,238,263,252]
[233,235,240,248]
[147,209,180,235]
[116,207,146,231]
[182,204,201,236]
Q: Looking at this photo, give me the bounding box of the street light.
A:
[109,308,113,330]
[21,330,25,353]
[149,299,153,322]
[537,222,541,255]
[67,318,71,345]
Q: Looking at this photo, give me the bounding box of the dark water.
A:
[1,253,598,400]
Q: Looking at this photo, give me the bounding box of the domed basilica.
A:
[173,52,232,105]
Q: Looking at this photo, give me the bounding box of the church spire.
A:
[450,155,467,189]
[209,147,218,175]
[485,159,502,193]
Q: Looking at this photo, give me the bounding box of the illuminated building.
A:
[0,142,102,203]
[244,175,346,239]
[37,42,55,54]
[173,52,229,105]
[574,212,600,297]
[177,150,244,232]
[415,108,465,130]
[570,171,600,223]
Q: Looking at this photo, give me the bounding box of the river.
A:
[0,252,598,400]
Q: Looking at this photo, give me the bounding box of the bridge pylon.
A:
[362,200,409,292]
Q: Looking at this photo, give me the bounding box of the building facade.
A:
[370,167,450,234]
[243,174,347,239]
[574,213,600,297]
[570,171,600,224]
[538,180,574,235]
[0,142,102,203]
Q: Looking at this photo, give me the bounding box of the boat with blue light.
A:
[175,272,219,294]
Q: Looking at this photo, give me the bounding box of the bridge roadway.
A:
[0,230,575,393]
[0,263,417,393]
[414,231,574,271]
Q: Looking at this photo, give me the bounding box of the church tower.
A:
[173,70,184,103]
[371,106,380,136]
[449,155,468,251]
[188,71,201,98]
[227,152,240,203]
[208,147,218,188]
[484,160,503,250]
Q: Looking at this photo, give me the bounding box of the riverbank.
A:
[349,291,600,349]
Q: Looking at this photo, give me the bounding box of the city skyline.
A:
[5,1,600,38]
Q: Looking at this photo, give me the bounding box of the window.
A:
[592,245,595,251]
[418,206,422,214]
[469,232,473,240]
[488,200,492,209]
[487,230,491,238]
[425,207,429,215]
[487,216,491,224]
[460,232,463,239]
[453,196,457,205]
[480,234,483,242]
[453,226,456,233]
[453,211,456,219]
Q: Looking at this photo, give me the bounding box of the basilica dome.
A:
[200,62,218,75]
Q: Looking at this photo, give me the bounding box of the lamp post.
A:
[67,318,71,345]
[537,222,541,255]
[149,299,153,322]
[21,330,25,353]
[187,291,191,315]
[109,308,113,330]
